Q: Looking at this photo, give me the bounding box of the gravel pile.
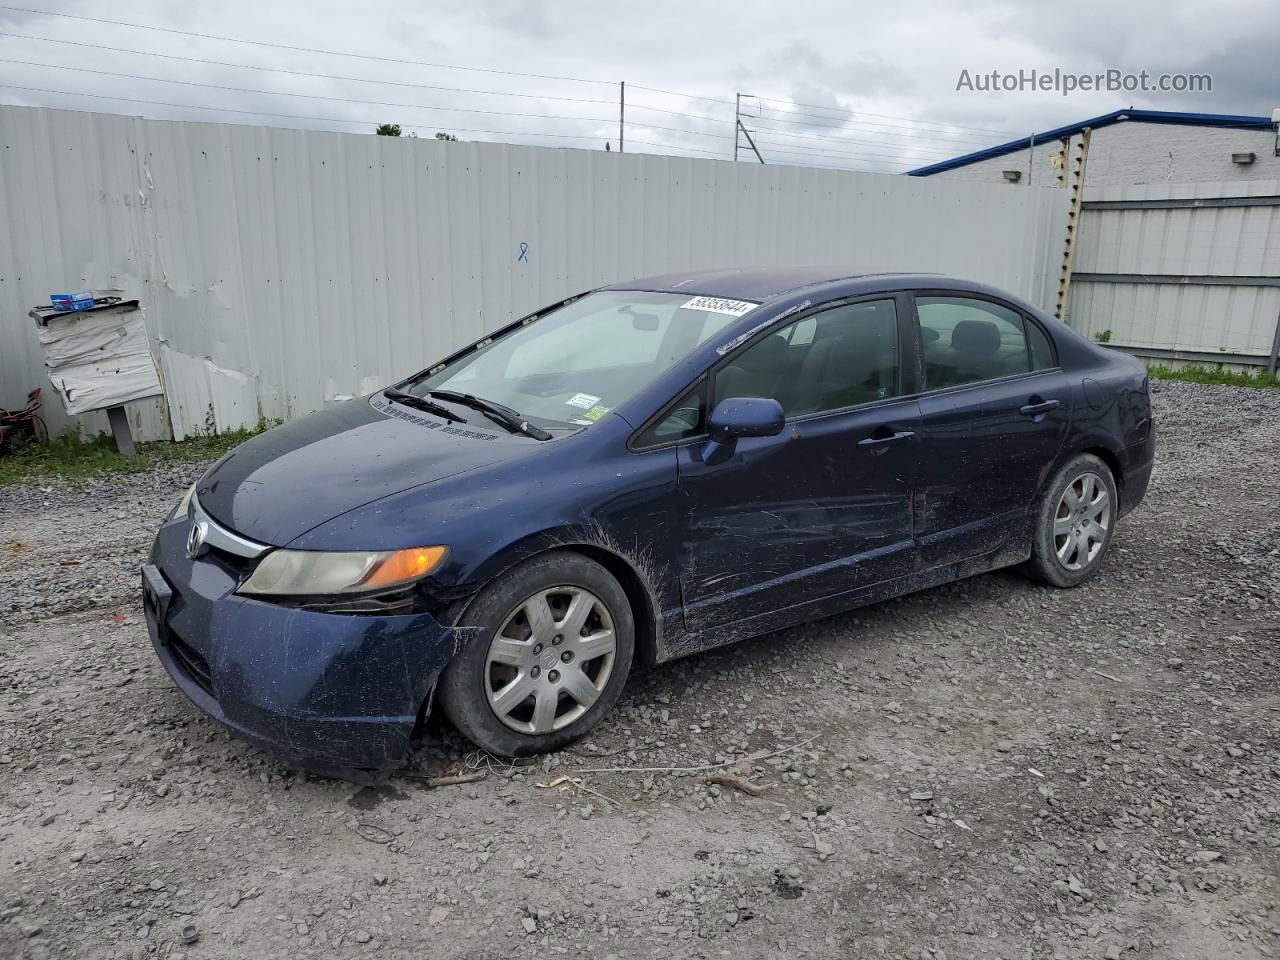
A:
[1,380,1277,959]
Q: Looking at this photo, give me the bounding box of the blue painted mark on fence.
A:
[517,242,529,262]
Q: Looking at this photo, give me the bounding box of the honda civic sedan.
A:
[142,269,1154,778]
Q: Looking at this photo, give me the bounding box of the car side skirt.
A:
[655,536,1031,663]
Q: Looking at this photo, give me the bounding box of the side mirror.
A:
[703,397,784,463]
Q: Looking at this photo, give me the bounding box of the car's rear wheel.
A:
[438,550,634,756]
[1024,453,1118,588]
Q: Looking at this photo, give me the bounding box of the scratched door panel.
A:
[914,370,1072,569]
[676,397,921,631]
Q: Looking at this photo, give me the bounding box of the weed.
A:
[1147,363,1279,390]
[0,418,279,485]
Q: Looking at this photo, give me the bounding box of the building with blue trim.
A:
[908,109,1278,186]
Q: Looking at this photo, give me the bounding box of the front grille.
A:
[168,631,214,698]
[205,544,255,579]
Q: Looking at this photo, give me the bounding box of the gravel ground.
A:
[1,379,1277,960]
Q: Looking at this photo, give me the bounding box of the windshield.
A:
[403,291,754,428]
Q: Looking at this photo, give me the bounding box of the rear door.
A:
[910,293,1071,569]
[656,295,921,630]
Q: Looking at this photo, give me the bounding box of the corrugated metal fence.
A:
[1,105,1070,440]
[1069,180,1280,370]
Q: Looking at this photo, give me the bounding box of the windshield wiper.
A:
[383,387,465,423]
[427,390,552,441]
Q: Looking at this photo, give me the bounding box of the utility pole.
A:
[734,93,740,161]
[618,81,625,153]
[734,93,765,163]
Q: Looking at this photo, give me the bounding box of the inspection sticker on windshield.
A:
[682,295,756,317]
[566,392,601,409]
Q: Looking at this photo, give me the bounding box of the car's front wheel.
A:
[1024,453,1118,588]
[438,550,634,756]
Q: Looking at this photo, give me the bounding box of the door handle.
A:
[1019,398,1060,417]
[858,430,915,448]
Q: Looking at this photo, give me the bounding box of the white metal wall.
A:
[1069,180,1280,362]
[921,122,1280,188]
[0,105,1070,440]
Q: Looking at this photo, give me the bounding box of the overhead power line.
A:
[627,138,723,157]
[0,83,728,161]
[0,57,737,144]
[0,83,605,139]
[0,7,994,171]
[0,32,618,105]
[750,94,1017,136]
[624,121,731,141]
[0,58,616,125]
[628,84,736,106]
[752,105,1003,142]
[1,85,937,170]
[633,83,1015,138]
[754,155,899,173]
[753,142,915,167]
[745,126,979,161]
[0,4,613,85]
[0,33,740,140]
[623,99,734,126]
[747,135,933,165]
[0,4,1009,160]
[749,110,1002,148]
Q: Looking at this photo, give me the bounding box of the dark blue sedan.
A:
[142,269,1154,778]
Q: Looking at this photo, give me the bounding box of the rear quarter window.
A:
[1027,319,1056,369]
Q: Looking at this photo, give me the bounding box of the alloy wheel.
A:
[484,586,617,735]
[1053,472,1111,571]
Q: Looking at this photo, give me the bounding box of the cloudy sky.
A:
[0,0,1275,174]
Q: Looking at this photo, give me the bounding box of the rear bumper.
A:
[143,515,468,780]
[1119,421,1156,518]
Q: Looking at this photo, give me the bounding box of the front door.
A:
[672,297,920,630]
[910,294,1071,569]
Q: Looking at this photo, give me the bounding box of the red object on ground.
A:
[0,388,47,456]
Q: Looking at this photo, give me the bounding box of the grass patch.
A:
[0,421,276,485]
[1147,363,1279,390]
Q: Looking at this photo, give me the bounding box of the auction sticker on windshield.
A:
[566,393,602,409]
[682,296,756,317]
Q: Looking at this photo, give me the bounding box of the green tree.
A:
[376,123,402,137]
[435,131,459,141]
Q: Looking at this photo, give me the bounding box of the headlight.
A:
[238,546,448,597]
[173,482,197,520]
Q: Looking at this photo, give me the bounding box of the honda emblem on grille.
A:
[186,520,209,559]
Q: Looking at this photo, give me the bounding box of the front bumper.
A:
[143,515,468,779]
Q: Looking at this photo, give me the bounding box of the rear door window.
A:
[916,297,1030,390]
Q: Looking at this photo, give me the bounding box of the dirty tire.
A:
[1024,452,1119,588]
[439,550,634,757]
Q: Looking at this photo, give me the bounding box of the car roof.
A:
[604,268,971,303]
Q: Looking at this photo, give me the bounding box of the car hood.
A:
[195,396,518,545]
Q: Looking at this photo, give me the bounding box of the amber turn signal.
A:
[362,546,448,588]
